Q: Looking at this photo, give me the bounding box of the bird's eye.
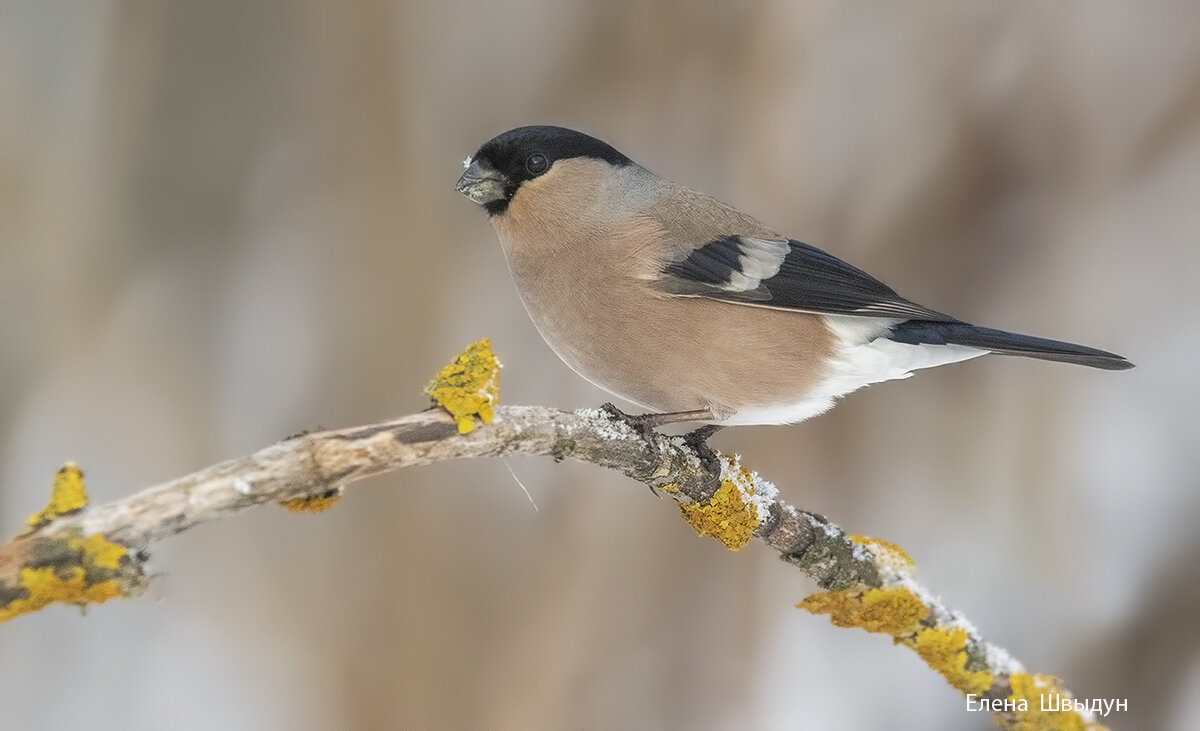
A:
[525,153,548,174]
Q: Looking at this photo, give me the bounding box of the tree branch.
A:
[0,344,1110,730]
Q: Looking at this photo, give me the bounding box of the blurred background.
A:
[1,2,1197,729]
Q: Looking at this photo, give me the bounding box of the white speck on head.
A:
[462,155,472,169]
[233,477,253,495]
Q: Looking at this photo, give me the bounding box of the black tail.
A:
[888,321,1134,371]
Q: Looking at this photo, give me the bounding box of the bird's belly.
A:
[517,284,837,423]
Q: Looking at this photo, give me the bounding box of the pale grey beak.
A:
[455,159,508,206]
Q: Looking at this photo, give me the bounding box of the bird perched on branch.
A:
[456,125,1131,431]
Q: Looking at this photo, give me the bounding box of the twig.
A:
[0,347,1110,729]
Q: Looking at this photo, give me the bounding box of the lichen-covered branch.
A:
[0,340,1106,730]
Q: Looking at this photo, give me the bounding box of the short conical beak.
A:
[455,159,508,206]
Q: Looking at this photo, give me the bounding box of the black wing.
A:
[659,236,958,322]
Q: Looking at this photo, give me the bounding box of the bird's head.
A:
[456,125,633,216]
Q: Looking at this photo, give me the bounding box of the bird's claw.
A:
[599,403,673,497]
[599,402,660,442]
[681,424,724,473]
[598,403,725,479]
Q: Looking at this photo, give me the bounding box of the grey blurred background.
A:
[1,2,1197,729]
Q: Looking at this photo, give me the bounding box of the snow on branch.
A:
[0,340,1105,730]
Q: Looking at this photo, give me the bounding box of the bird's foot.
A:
[598,404,715,430]
[598,403,725,473]
[681,424,725,473]
[599,403,660,442]
[598,403,667,496]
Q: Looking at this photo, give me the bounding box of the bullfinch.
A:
[456,125,1132,429]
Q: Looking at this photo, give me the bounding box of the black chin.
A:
[483,198,510,216]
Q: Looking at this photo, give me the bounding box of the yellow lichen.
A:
[797,529,1102,727]
[75,533,127,570]
[904,626,993,696]
[279,488,344,513]
[23,463,89,534]
[424,338,501,434]
[850,534,916,573]
[678,458,763,550]
[1004,672,1105,731]
[658,483,679,492]
[0,567,122,622]
[798,586,929,635]
[0,531,131,623]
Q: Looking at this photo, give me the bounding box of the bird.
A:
[455,125,1132,433]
